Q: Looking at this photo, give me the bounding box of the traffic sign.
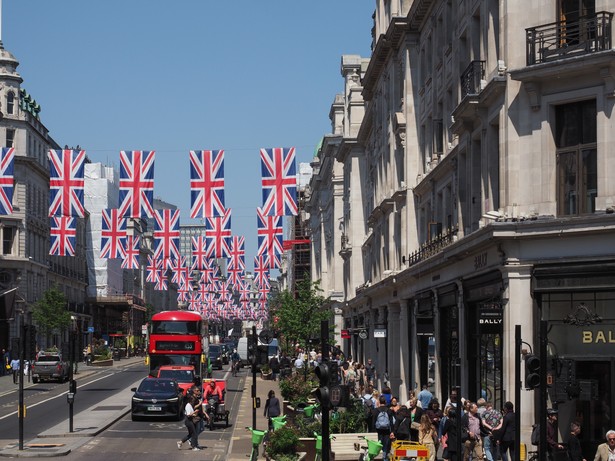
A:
[87,326,94,333]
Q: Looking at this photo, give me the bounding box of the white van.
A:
[236,337,279,368]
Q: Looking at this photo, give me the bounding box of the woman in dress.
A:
[419,413,438,461]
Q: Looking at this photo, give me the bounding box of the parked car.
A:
[155,365,196,396]
[131,377,184,421]
[208,344,224,370]
[31,351,70,383]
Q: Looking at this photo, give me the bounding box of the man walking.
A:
[593,429,615,461]
[10,356,19,384]
[365,358,376,385]
[461,402,484,461]
[418,383,433,409]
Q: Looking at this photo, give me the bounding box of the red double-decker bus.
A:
[147,310,208,377]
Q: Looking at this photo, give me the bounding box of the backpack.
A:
[531,424,540,446]
[363,396,374,419]
[375,410,392,430]
[395,417,410,440]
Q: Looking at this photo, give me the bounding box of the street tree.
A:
[269,279,330,352]
[31,285,71,341]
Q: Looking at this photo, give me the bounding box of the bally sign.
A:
[478,307,503,333]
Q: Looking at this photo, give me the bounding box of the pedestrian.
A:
[381,385,393,405]
[419,413,438,461]
[493,401,515,461]
[177,394,204,451]
[357,363,366,396]
[263,390,281,431]
[394,405,411,440]
[481,401,502,461]
[461,402,484,461]
[1,349,7,376]
[426,399,444,434]
[293,353,304,370]
[365,358,376,385]
[418,383,433,409]
[593,429,615,461]
[443,406,460,461]
[268,355,280,381]
[546,408,565,461]
[10,357,19,384]
[567,421,585,461]
[372,395,395,460]
[445,387,461,411]
[390,396,401,414]
[406,397,424,441]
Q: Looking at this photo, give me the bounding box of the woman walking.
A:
[419,413,438,461]
[177,394,204,451]
[263,390,281,432]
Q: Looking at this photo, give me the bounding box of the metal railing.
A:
[406,226,459,267]
[526,11,613,65]
[460,61,485,98]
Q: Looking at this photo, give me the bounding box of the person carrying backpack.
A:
[373,395,395,460]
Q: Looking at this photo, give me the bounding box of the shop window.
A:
[555,99,597,216]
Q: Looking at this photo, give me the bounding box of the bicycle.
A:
[231,359,240,377]
[354,435,383,461]
[314,432,335,461]
[245,426,266,461]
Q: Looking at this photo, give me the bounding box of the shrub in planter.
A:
[279,372,318,407]
[329,399,368,434]
[265,425,300,460]
[293,413,322,437]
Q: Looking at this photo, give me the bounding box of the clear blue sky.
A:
[4,1,373,268]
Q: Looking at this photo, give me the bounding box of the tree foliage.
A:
[31,286,71,336]
[269,279,330,347]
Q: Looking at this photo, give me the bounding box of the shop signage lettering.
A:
[582,330,615,343]
[479,318,502,325]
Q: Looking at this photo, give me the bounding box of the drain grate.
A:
[93,405,126,411]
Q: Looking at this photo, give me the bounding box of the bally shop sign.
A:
[549,324,615,356]
[478,307,503,334]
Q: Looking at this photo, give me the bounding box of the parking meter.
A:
[67,393,75,404]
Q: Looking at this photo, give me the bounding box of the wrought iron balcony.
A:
[460,61,485,98]
[526,11,613,66]
[404,225,459,267]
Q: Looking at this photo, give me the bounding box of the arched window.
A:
[6,91,14,115]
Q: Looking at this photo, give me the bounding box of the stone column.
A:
[388,302,401,393]
[398,299,410,401]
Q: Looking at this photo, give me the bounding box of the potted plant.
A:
[265,425,301,461]
[261,363,272,379]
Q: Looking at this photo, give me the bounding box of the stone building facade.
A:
[307,0,615,450]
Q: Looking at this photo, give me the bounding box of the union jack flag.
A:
[171,257,190,285]
[227,236,245,285]
[256,207,283,268]
[237,278,251,301]
[205,208,232,259]
[48,149,85,217]
[191,235,209,270]
[101,208,127,259]
[146,256,160,283]
[121,235,140,269]
[153,209,181,267]
[49,216,77,256]
[253,255,270,288]
[188,292,201,312]
[118,150,155,218]
[177,285,190,303]
[0,147,15,215]
[154,271,168,291]
[199,260,220,286]
[260,147,297,216]
[189,150,225,218]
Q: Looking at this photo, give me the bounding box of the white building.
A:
[307,0,615,449]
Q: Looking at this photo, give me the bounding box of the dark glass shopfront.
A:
[535,262,615,458]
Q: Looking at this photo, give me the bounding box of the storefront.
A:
[534,261,615,457]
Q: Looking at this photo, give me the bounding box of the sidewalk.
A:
[0,355,145,458]
[227,372,281,461]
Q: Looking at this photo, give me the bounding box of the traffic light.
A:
[24,325,37,361]
[328,361,340,386]
[314,363,330,406]
[69,379,77,394]
[525,354,541,389]
[247,335,256,366]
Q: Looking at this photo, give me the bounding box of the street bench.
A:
[331,432,383,461]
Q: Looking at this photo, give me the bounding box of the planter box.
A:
[297,438,317,461]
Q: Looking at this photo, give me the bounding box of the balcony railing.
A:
[405,225,459,267]
[526,11,613,65]
[460,61,485,98]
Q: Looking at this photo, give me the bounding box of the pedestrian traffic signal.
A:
[23,325,37,361]
[314,363,330,407]
[525,354,541,389]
